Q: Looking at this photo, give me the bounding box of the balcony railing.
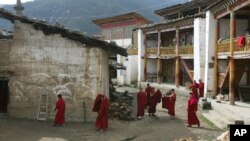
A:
[160,47,175,55]
[127,48,138,55]
[146,45,193,56]
[179,45,193,54]
[146,47,158,55]
[218,36,250,53]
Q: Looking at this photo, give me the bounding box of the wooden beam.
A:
[157,30,161,56]
[144,54,147,81]
[219,63,230,88]
[157,59,162,84]
[175,28,180,87]
[144,38,147,81]
[229,11,236,105]
[213,20,219,96]
[180,58,193,82]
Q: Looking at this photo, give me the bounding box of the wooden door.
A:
[0,78,8,113]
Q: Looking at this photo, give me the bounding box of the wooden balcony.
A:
[127,48,138,55]
[146,47,158,55]
[146,45,193,56]
[160,47,175,55]
[218,36,250,53]
[179,45,193,54]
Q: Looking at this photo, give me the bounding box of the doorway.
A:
[0,77,8,113]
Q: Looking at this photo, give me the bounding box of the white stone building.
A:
[93,12,150,85]
[0,7,127,121]
[136,0,215,89]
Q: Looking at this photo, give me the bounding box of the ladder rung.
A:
[37,92,48,121]
[38,118,46,121]
[39,111,46,114]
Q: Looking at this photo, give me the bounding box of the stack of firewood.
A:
[109,86,133,120]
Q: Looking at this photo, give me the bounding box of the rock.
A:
[216,131,229,141]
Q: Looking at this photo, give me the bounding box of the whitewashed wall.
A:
[194,18,206,82]
[137,29,145,86]
[204,11,216,95]
[8,21,109,122]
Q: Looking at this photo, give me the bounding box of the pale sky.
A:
[0,0,33,5]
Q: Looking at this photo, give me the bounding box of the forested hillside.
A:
[1,0,187,35]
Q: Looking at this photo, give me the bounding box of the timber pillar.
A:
[157,59,162,84]
[229,11,236,105]
[213,20,219,96]
[144,53,147,81]
[157,30,162,84]
[175,28,180,87]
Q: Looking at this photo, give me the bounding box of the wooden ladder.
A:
[37,91,48,121]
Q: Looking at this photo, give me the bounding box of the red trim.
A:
[101,19,137,29]
[231,0,249,9]
[215,0,249,18]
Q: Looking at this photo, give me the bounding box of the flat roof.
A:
[155,0,217,17]
[92,12,151,26]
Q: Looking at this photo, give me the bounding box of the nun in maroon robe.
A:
[92,94,103,112]
[145,83,152,106]
[187,92,200,127]
[168,89,176,118]
[137,88,147,118]
[156,89,162,103]
[93,94,109,131]
[148,88,157,116]
[54,94,65,126]
[162,95,171,109]
[198,79,204,97]
[190,80,199,100]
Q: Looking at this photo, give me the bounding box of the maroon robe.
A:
[54,98,65,125]
[168,93,176,116]
[187,96,200,126]
[156,89,162,103]
[148,92,157,114]
[199,82,204,97]
[92,94,103,112]
[137,91,147,117]
[145,86,152,106]
[162,96,171,109]
[95,96,109,129]
[190,83,199,99]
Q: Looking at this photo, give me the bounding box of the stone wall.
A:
[8,21,109,122]
[0,39,12,77]
[0,39,11,67]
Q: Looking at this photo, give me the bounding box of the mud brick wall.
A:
[8,21,109,122]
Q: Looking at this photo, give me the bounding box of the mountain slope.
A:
[1,0,187,35]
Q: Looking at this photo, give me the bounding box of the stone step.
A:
[210,100,244,122]
[202,110,234,129]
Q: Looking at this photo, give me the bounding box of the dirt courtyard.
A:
[0,86,224,141]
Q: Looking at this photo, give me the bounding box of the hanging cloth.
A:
[237,36,245,47]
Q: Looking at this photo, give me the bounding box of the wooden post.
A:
[157,59,162,84]
[213,20,219,96]
[157,30,162,84]
[157,30,161,56]
[144,37,147,81]
[229,11,236,105]
[175,28,180,87]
